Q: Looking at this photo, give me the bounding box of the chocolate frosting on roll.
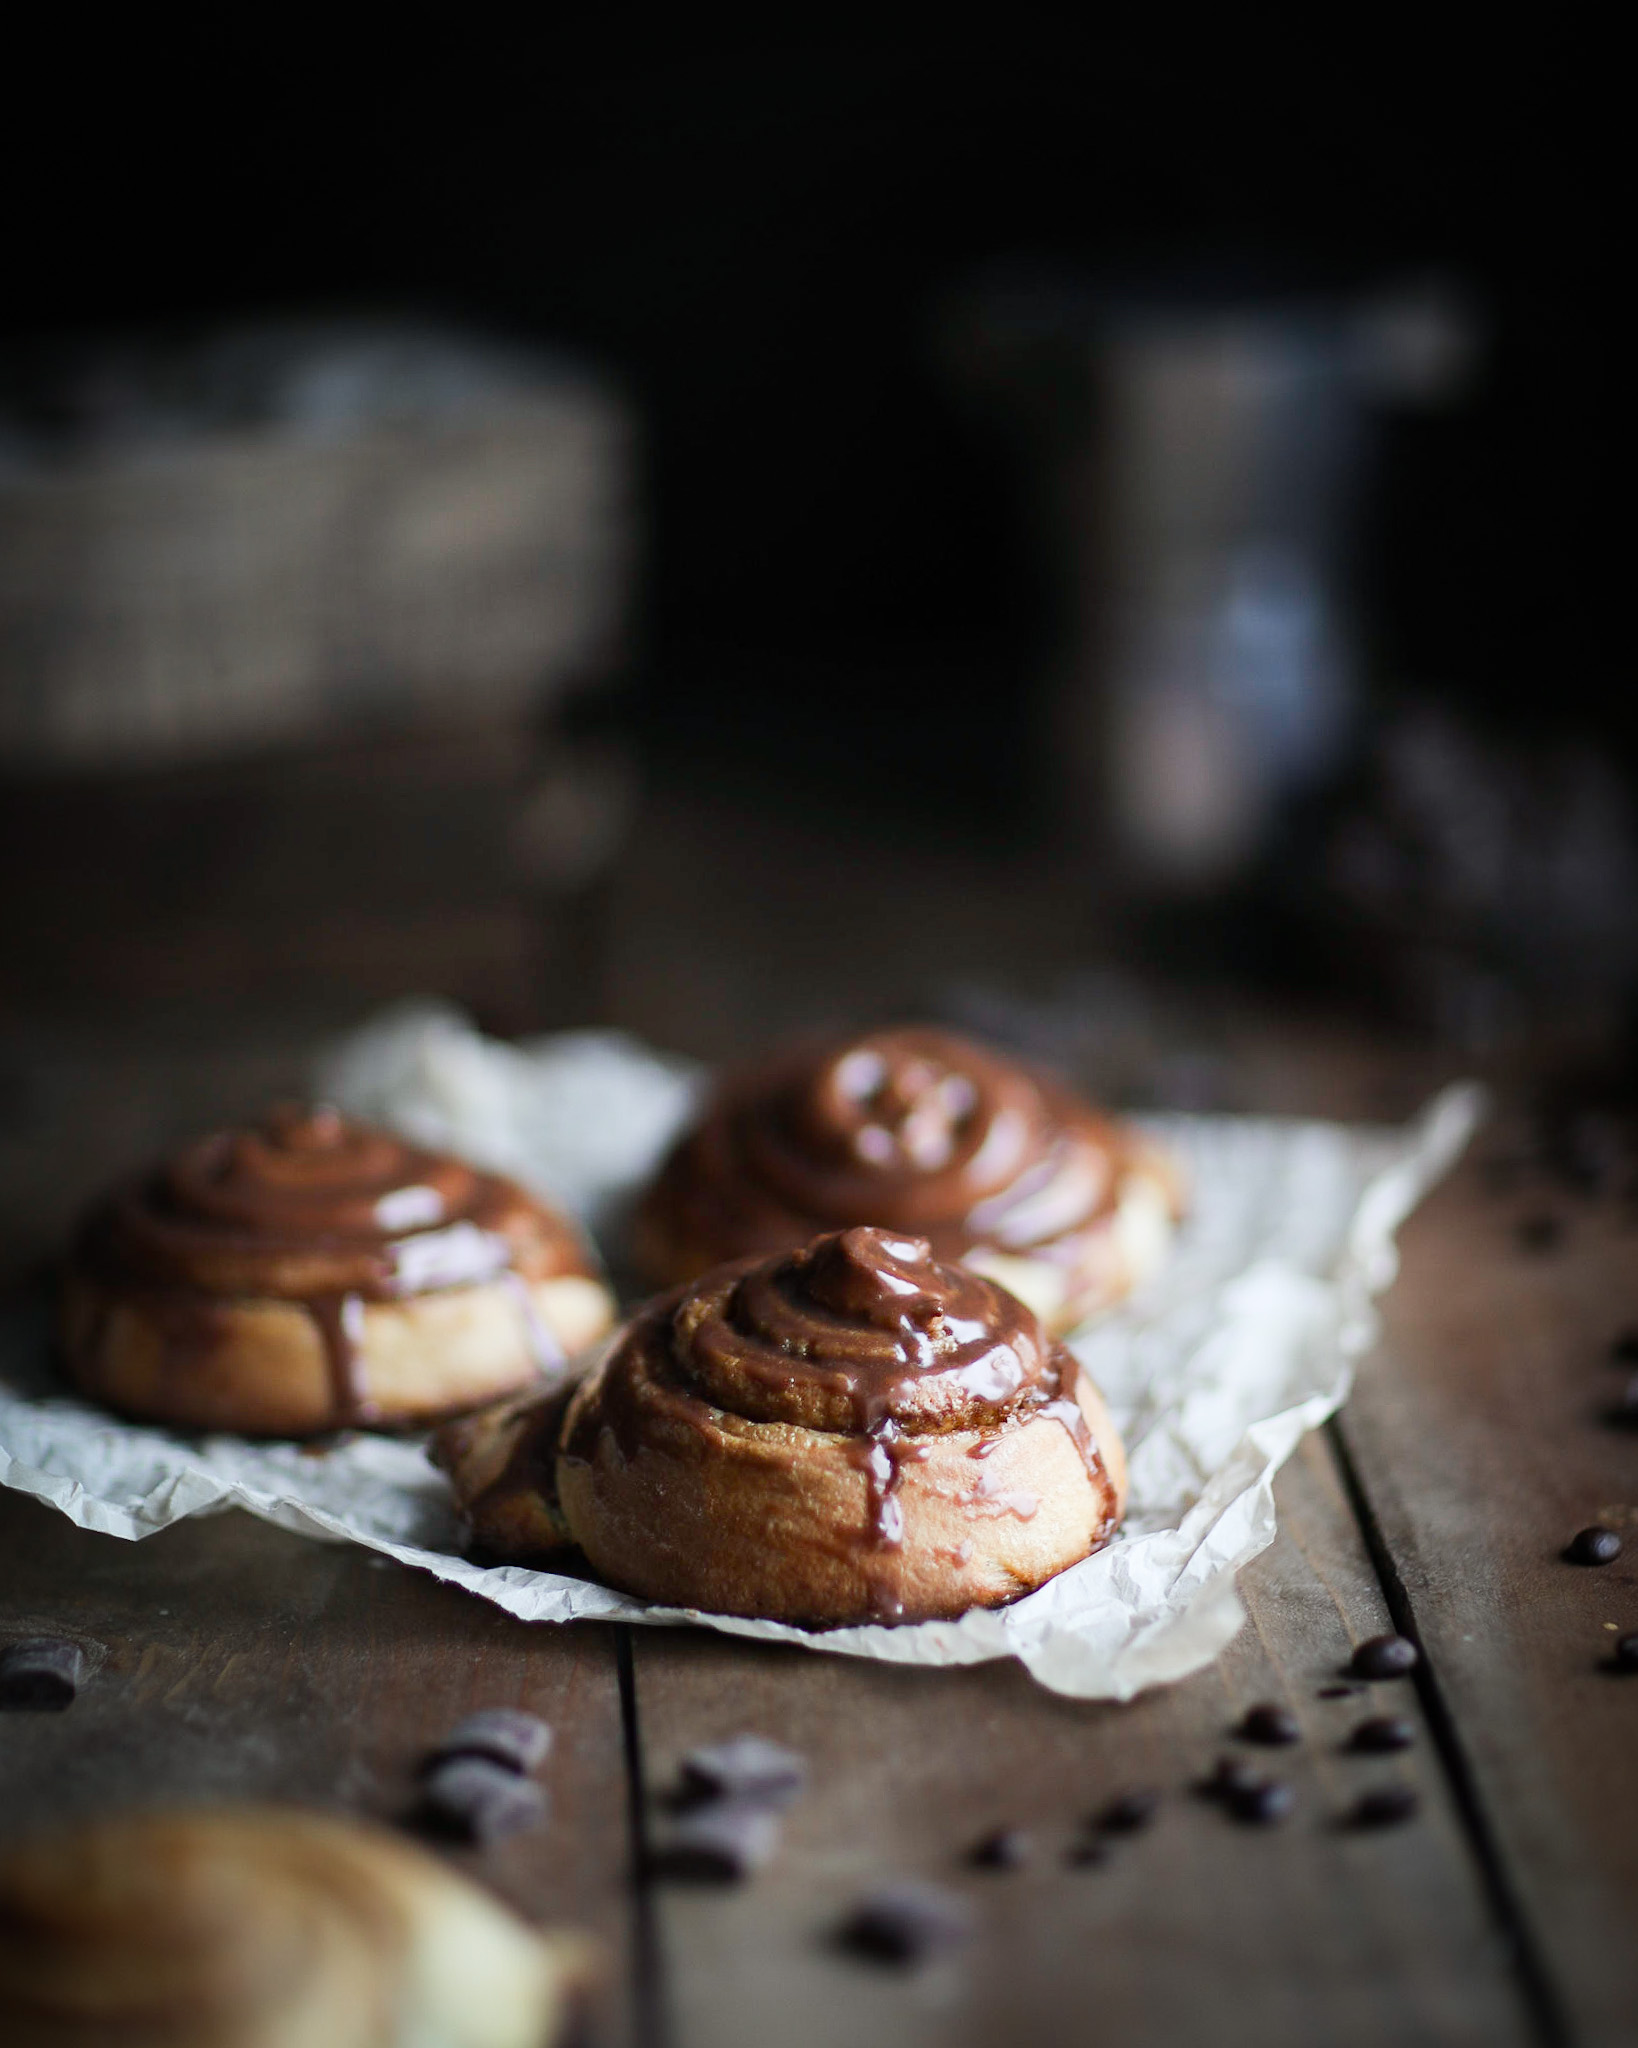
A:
[564,1226,1110,1578]
[75,1104,594,1425]
[640,1026,1138,1276]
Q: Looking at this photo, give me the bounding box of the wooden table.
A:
[2,779,1634,2047]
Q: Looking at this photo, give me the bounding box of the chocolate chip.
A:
[1611,1328,1638,1363]
[679,1734,806,1807]
[1516,1213,1563,1252]
[1350,1635,1419,1681]
[1350,1715,1416,1754]
[429,1708,552,1775]
[1097,1789,1160,1834]
[1565,1527,1622,1566]
[653,1797,783,1881]
[1228,1779,1296,1826]
[969,1827,1029,1870]
[1612,1633,1638,1671]
[419,1757,547,1844]
[1201,1757,1267,1802]
[1238,1703,1300,1746]
[1317,1684,1361,1699]
[0,1639,84,1710]
[1349,1785,1420,1828]
[1064,1835,1109,1868]
[840,1881,974,1965]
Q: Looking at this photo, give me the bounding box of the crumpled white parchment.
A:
[0,1002,1481,1699]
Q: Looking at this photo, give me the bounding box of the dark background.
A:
[5,28,1616,813]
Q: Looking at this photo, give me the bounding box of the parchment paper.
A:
[0,1002,1481,1700]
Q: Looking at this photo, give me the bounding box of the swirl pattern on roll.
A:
[636,1026,1152,1297]
[69,1104,599,1429]
[84,1102,588,1302]
[566,1225,1112,1562]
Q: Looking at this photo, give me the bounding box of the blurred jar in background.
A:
[947,280,1470,890]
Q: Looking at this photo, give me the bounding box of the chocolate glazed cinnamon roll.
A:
[633,1026,1181,1333]
[60,1105,616,1436]
[439,1226,1127,1626]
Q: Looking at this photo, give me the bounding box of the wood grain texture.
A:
[0,1490,637,2045]
[627,1433,1532,2048]
[1340,1153,1638,2048]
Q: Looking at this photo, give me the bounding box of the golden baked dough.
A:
[0,1804,597,2048]
[61,1104,615,1436]
[438,1225,1127,1627]
[632,1026,1181,1333]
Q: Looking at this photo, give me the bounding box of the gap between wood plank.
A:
[617,1625,670,2048]
[1325,1416,1573,2048]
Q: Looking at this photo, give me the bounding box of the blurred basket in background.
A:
[0,324,638,1028]
[0,322,632,768]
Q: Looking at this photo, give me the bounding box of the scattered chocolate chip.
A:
[429,1708,552,1775]
[968,1826,1029,1870]
[1612,1634,1638,1672]
[1350,1715,1416,1754]
[679,1734,806,1808]
[1565,1527,1622,1566]
[1228,1779,1296,1826]
[1064,1835,1109,1868]
[653,1797,783,1881]
[1317,1684,1360,1699]
[419,1757,547,1844]
[1350,1635,1419,1681]
[0,1639,84,1710]
[1097,1789,1160,1833]
[1238,1703,1300,1746]
[1515,1214,1563,1253]
[1201,1757,1267,1802]
[1349,1785,1420,1829]
[1611,1329,1638,1363]
[840,1881,974,1965]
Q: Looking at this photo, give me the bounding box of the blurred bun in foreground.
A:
[0,1804,598,2048]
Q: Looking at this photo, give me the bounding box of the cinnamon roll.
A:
[633,1025,1181,1332]
[437,1225,1127,1627]
[0,1805,597,2048]
[60,1104,615,1436]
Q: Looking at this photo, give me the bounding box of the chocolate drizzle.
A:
[502,1271,567,1379]
[566,1226,1109,1618]
[848,1420,932,1551]
[308,1293,375,1427]
[73,1103,594,1429]
[639,1027,1142,1280]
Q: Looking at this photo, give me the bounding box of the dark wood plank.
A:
[0,1490,637,2046]
[600,786,1089,1063]
[627,1433,1533,2048]
[0,725,568,1028]
[1339,1148,1638,2048]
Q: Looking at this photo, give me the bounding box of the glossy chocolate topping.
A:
[75,1104,593,1424]
[673,1226,1052,1434]
[643,1027,1133,1270]
[565,1227,1107,1566]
